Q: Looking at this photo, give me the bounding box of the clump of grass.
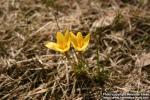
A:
[42,0,55,7]
[94,69,110,86]
[111,13,128,31]
[74,62,87,77]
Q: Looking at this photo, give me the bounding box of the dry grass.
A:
[0,0,150,99]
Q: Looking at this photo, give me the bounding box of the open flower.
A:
[45,30,70,53]
[70,32,90,51]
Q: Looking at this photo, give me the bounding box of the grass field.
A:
[0,0,150,99]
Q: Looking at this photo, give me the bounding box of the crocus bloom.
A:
[70,32,90,51]
[45,30,70,53]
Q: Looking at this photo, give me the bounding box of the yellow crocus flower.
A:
[45,30,70,53]
[70,32,90,51]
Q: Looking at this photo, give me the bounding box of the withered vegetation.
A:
[0,0,150,99]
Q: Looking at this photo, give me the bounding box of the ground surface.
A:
[0,0,150,99]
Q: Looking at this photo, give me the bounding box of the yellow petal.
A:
[45,42,60,51]
[56,42,70,53]
[74,46,82,51]
[56,32,64,44]
[70,32,78,47]
[77,32,83,42]
[77,32,84,48]
[84,33,90,44]
[45,41,70,53]
[61,41,70,52]
[75,33,90,51]
[81,41,89,51]
[75,43,88,51]
[80,33,90,51]
[64,30,69,41]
